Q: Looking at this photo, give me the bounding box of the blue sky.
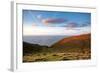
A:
[23,10,91,36]
[23,10,91,27]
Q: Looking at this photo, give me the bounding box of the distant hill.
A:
[51,34,91,49]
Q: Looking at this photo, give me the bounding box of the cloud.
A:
[23,26,90,36]
[80,22,90,27]
[66,22,79,28]
[42,18,67,24]
[66,22,90,28]
[37,15,42,19]
[32,23,36,26]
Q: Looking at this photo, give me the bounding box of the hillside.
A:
[23,42,48,55]
[23,33,91,62]
[51,34,91,49]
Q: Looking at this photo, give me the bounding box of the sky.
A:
[23,10,91,36]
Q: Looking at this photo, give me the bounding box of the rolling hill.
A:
[51,33,91,49]
[23,33,91,62]
[23,42,48,55]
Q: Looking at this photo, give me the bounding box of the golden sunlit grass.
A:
[23,48,91,62]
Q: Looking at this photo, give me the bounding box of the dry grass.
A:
[23,48,91,62]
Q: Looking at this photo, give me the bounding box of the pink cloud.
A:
[42,18,67,24]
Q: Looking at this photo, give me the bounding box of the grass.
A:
[23,48,91,62]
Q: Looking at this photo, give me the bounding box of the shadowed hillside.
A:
[23,42,48,55]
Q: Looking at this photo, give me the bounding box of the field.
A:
[23,48,90,62]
